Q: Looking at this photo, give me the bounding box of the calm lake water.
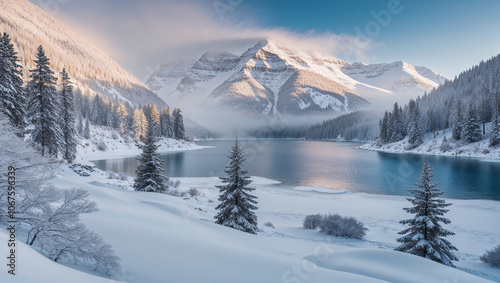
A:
[92,139,500,200]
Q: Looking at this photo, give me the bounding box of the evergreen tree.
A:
[0,32,26,134]
[84,117,90,139]
[408,102,424,148]
[451,101,463,140]
[214,139,258,234]
[379,111,389,144]
[133,124,169,193]
[160,106,174,138]
[490,98,500,147]
[116,102,128,135]
[396,160,458,267]
[461,102,482,144]
[27,45,61,157]
[77,114,83,136]
[390,103,404,142]
[59,68,77,162]
[133,108,148,140]
[143,104,161,137]
[172,107,185,140]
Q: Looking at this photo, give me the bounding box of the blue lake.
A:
[92,139,500,200]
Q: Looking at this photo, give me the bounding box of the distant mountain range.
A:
[147,39,446,117]
[0,0,165,107]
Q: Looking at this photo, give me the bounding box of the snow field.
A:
[2,163,497,282]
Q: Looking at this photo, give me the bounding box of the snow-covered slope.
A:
[4,165,497,282]
[360,122,500,161]
[147,39,446,116]
[0,0,165,107]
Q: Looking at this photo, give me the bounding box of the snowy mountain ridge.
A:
[148,39,446,116]
[0,0,165,107]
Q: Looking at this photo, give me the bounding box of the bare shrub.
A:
[318,213,368,239]
[481,245,500,267]
[187,188,200,197]
[303,214,322,229]
[97,140,107,151]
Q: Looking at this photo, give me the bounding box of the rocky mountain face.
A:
[148,39,446,117]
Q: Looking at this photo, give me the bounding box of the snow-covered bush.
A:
[106,171,129,181]
[440,136,451,152]
[97,139,107,151]
[318,214,368,239]
[303,214,322,229]
[481,245,500,267]
[168,189,187,198]
[264,222,274,228]
[123,134,133,143]
[187,188,200,197]
[111,130,119,140]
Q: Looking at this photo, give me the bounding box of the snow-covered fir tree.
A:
[379,111,389,144]
[116,101,128,135]
[160,106,174,138]
[133,124,169,193]
[451,101,463,140]
[84,117,90,139]
[133,108,148,140]
[173,107,185,140]
[143,104,161,137]
[396,160,458,267]
[390,103,405,142]
[77,114,83,136]
[0,32,26,135]
[59,68,77,162]
[461,101,482,144]
[214,139,258,234]
[27,45,61,157]
[490,99,500,147]
[408,100,424,148]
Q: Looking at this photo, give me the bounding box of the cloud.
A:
[43,0,376,79]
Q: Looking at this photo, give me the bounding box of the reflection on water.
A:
[92,140,500,200]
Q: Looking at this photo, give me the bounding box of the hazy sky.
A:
[31,0,500,80]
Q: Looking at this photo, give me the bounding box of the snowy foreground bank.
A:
[1,164,499,283]
[361,124,500,161]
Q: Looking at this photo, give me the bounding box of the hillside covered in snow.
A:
[361,53,500,160]
[0,0,165,107]
[1,165,498,283]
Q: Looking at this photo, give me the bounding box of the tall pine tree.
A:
[396,160,458,267]
[379,111,389,144]
[59,68,77,162]
[214,139,258,234]
[408,101,424,148]
[172,107,185,140]
[0,32,26,134]
[490,96,500,147]
[160,106,174,138]
[451,101,463,140]
[461,102,482,144]
[27,45,61,157]
[83,117,90,139]
[133,124,169,193]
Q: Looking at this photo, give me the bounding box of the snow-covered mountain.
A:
[0,0,165,107]
[148,39,446,116]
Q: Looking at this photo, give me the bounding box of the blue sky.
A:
[32,0,500,79]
